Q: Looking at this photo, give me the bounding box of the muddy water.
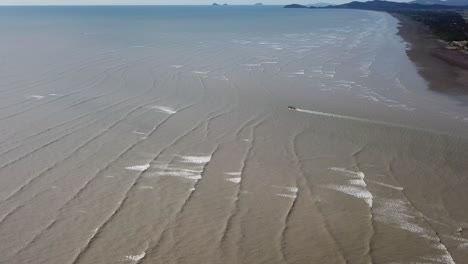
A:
[0,6,467,264]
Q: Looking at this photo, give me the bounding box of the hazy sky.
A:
[0,0,409,5]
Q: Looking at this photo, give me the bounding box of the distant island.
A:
[254,2,264,6]
[284,4,309,8]
[309,2,335,7]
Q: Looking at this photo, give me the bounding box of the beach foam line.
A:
[179,155,211,164]
[329,167,365,178]
[277,193,297,199]
[152,170,200,177]
[29,95,45,99]
[292,70,305,75]
[286,187,299,193]
[149,165,203,179]
[327,167,372,207]
[150,105,177,115]
[125,252,145,261]
[227,177,241,183]
[126,164,150,172]
[184,175,202,180]
[370,181,404,191]
[132,130,147,136]
[326,184,373,207]
[192,71,210,75]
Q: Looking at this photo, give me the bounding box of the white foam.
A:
[336,80,355,84]
[105,175,115,178]
[49,93,61,96]
[227,177,241,183]
[125,252,146,261]
[443,235,468,249]
[150,105,177,115]
[371,181,404,191]
[421,254,455,264]
[192,71,210,75]
[329,167,365,179]
[29,95,45,99]
[374,199,427,234]
[349,179,367,187]
[139,186,154,190]
[149,164,205,181]
[132,130,147,135]
[171,65,183,69]
[277,194,297,199]
[457,242,468,249]
[327,167,372,206]
[152,170,201,177]
[261,61,278,64]
[189,187,196,191]
[361,95,380,102]
[243,64,261,67]
[179,155,211,164]
[184,175,202,180]
[126,164,150,172]
[148,156,209,181]
[292,70,305,75]
[386,104,416,111]
[225,172,241,176]
[274,186,299,193]
[326,184,373,207]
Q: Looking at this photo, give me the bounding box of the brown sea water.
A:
[0,6,467,264]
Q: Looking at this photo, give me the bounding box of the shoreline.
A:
[391,13,468,94]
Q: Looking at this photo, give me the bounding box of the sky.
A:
[0,0,409,5]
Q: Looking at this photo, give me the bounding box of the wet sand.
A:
[392,13,468,94]
[0,7,467,264]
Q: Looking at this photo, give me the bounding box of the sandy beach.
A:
[393,13,468,94]
[0,6,467,264]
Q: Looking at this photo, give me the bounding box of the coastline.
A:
[391,13,468,93]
